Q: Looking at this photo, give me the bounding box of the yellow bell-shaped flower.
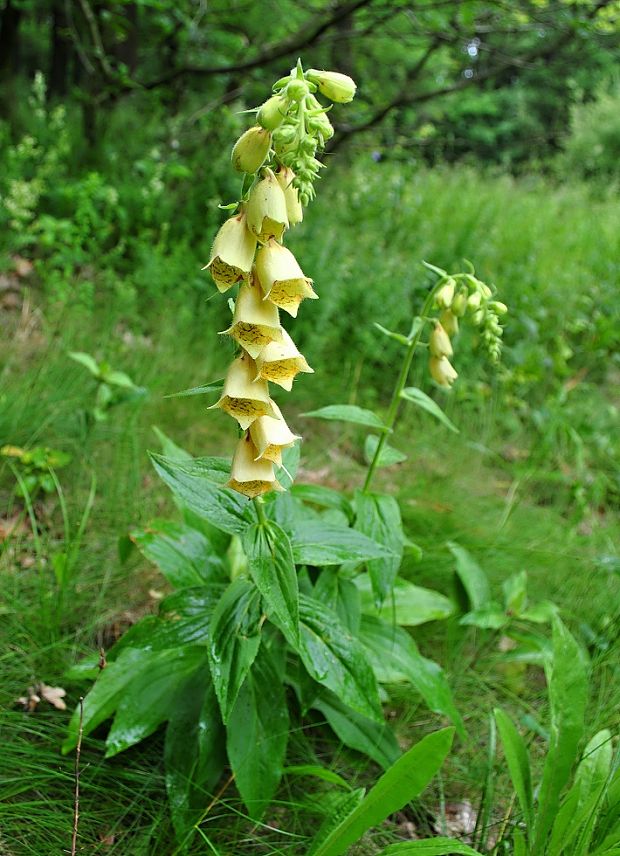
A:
[439,310,459,337]
[246,169,288,244]
[429,356,458,388]
[255,239,317,318]
[203,212,257,293]
[254,328,313,391]
[227,432,283,498]
[276,167,303,227]
[429,322,453,358]
[231,126,272,174]
[221,276,283,359]
[249,402,300,467]
[209,353,276,430]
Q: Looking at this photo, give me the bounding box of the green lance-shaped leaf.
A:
[131,519,226,589]
[291,483,354,521]
[354,491,404,605]
[296,594,383,722]
[448,541,491,612]
[378,840,484,855]
[150,452,255,535]
[308,727,455,856]
[364,434,408,468]
[532,614,589,852]
[243,520,299,646]
[494,708,534,836]
[290,519,392,566]
[164,380,224,399]
[207,577,262,724]
[302,404,388,430]
[314,568,362,633]
[69,350,101,377]
[355,575,455,626]
[360,616,465,738]
[400,387,459,434]
[227,646,289,820]
[164,671,225,842]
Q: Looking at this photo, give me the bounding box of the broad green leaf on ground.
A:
[164,671,225,841]
[227,647,289,820]
[448,542,491,611]
[494,708,534,834]
[575,729,613,808]
[363,434,407,467]
[131,519,226,588]
[532,615,589,852]
[460,605,509,630]
[297,594,382,722]
[150,452,255,534]
[360,616,465,738]
[290,520,391,566]
[502,570,528,615]
[309,728,455,856]
[284,765,351,790]
[69,351,100,376]
[207,577,262,724]
[355,575,455,626]
[308,789,366,855]
[378,840,483,855]
[302,404,387,430]
[312,689,400,770]
[292,484,354,521]
[314,568,362,633]
[400,387,459,433]
[243,521,299,646]
[354,491,404,604]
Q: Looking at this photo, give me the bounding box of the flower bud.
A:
[480,283,492,299]
[249,401,300,467]
[467,291,481,311]
[209,353,276,430]
[439,310,459,337]
[429,356,458,388]
[255,239,317,318]
[231,126,272,174]
[451,290,468,317]
[246,169,288,244]
[306,69,356,103]
[436,278,455,310]
[257,94,289,131]
[472,309,485,326]
[429,323,453,358]
[227,432,282,498]
[285,79,310,100]
[489,300,508,316]
[276,167,303,227]
[203,212,257,293]
[254,328,313,391]
[221,276,283,359]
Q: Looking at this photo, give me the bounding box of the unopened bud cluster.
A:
[203,63,356,497]
[429,272,506,388]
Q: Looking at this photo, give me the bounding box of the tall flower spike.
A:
[246,169,288,243]
[249,402,300,467]
[209,354,276,430]
[221,276,283,359]
[203,212,257,293]
[227,432,283,498]
[254,328,313,391]
[255,239,317,318]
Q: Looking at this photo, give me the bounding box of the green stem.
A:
[254,496,268,525]
[362,282,443,493]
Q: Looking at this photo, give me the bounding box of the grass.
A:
[1,163,619,854]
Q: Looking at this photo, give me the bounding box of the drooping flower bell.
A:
[209,353,276,430]
[246,169,288,243]
[276,167,303,227]
[249,402,300,467]
[306,69,357,103]
[439,309,459,337]
[255,239,317,317]
[221,276,283,359]
[429,322,453,358]
[203,212,257,293]
[254,328,313,391]
[430,356,458,388]
[231,126,272,174]
[226,432,282,498]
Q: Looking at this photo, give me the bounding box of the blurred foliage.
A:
[559,78,620,180]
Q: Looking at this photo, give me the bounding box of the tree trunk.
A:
[49,0,73,96]
[0,0,22,77]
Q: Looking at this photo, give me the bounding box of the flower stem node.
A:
[254,328,313,391]
[429,322,453,358]
[246,169,289,244]
[249,402,300,467]
[231,125,272,174]
[256,94,290,131]
[429,355,458,388]
[306,69,357,103]
[209,354,277,430]
[276,167,304,227]
[203,213,257,293]
[227,433,283,498]
[255,239,317,317]
[221,277,284,359]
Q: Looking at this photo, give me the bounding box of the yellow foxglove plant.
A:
[64,64,506,849]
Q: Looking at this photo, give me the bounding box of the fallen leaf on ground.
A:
[16,682,67,711]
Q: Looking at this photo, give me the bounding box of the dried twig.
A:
[71,697,84,856]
